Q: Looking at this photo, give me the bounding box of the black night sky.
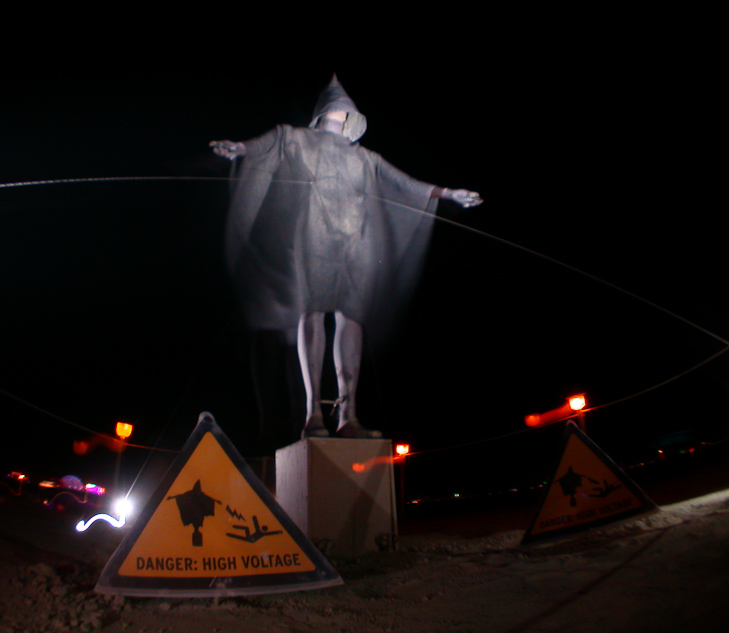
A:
[1,18,725,500]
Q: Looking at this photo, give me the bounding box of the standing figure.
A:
[211,76,481,440]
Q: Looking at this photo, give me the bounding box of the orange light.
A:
[352,462,365,473]
[115,422,133,440]
[568,394,586,411]
[395,444,410,457]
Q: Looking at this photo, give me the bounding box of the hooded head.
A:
[309,74,367,142]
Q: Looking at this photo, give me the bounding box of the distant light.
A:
[116,422,133,440]
[395,444,410,457]
[85,483,106,495]
[352,462,365,473]
[39,480,58,489]
[60,474,84,491]
[569,394,586,411]
[524,414,542,427]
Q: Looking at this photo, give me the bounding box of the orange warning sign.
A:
[522,422,657,544]
[96,413,342,597]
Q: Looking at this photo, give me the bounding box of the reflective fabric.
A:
[226,125,438,341]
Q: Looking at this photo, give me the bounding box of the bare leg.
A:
[298,312,328,437]
[333,311,361,428]
[333,311,382,439]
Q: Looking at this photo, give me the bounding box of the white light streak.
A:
[75,512,126,531]
[75,497,131,532]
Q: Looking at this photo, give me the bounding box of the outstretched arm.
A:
[209,140,247,160]
[431,187,483,208]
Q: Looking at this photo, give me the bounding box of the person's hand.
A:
[448,189,483,208]
[209,140,246,160]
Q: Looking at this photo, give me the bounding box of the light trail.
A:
[75,498,131,531]
[75,512,126,531]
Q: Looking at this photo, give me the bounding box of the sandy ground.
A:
[2,483,729,633]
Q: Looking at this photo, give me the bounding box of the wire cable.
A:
[0,386,177,453]
[4,174,728,461]
[367,193,729,349]
[0,175,312,189]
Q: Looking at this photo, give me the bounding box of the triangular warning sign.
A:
[96,412,342,597]
[522,422,658,544]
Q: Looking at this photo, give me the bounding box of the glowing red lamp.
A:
[395,444,410,457]
[568,394,586,411]
[524,394,587,428]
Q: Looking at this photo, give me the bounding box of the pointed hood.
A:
[309,74,367,142]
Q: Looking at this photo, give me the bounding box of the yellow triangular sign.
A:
[522,422,658,544]
[96,413,342,597]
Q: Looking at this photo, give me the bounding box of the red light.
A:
[569,395,586,411]
[525,395,587,428]
[525,414,542,427]
[524,402,572,427]
[395,444,410,457]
